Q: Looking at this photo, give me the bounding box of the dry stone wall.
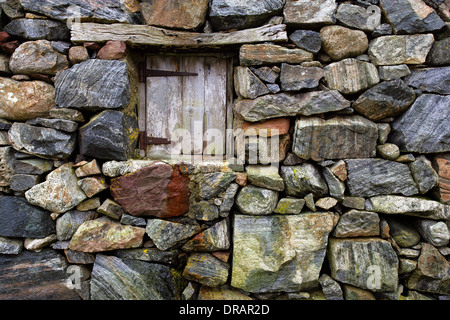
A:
[0,0,449,301]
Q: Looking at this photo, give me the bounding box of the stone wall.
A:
[0,0,449,301]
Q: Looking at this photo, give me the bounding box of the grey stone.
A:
[25,163,88,214]
[14,158,53,175]
[234,66,269,99]
[346,158,419,197]
[283,0,337,26]
[322,167,345,200]
[145,219,201,251]
[55,59,129,111]
[191,201,219,221]
[26,118,78,133]
[79,110,138,161]
[304,193,316,211]
[218,183,239,216]
[280,63,323,91]
[366,195,449,220]
[389,94,450,153]
[209,0,285,31]
[0,249,80,299]
[372,23,393,37]
[409,156,439,194]
[352,79,416,121]
[4,18,69,40]
[8,123,76,160]
[404,67,450,95]
[0,236,23,255]
[273,198,305,214]
[250,66,279,83]
[342,197,366,210]
[56,210,96,241]
[289,30,321,53]
[182,253,229,287]
[333,210,380,238]
[377,123,391,145]
[336,3,381,31]
[20,0,142,24]
[0,146,15,187]
[368,34,435,65]
[292,116,378,161]
[239,43,313,66]
[385,216,421,248]
[427,38,450,66]
[416,219,449,247]
[120,213,146,227]
[97,198,126,220]
[235,185,278,215]
[379,0,445,34]
[198,172,236,200]
[113,248,181,267]
[9,174,40,192]
[0,196,55,238]
[0,54,10,74]
[319,274,344,300]
[378,65,411,81]
[91,254,182,300]
[24,234,57,251]
[328,238,399,292]
[0,0,24,19]
[280,164,328,198]
[231,212,335,293]
[182,219,230,252]
[323,58,379,94]
[399,258,417,274]
[51,41,71,54]
[246,165,284,191]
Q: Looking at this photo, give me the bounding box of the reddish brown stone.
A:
[110,163,190,218]
[0,40,20,54]
[243,118,290,137]
[83,42,103,50]
[97,40,127,60]
[0,31,12,43]
[433,153,450,204]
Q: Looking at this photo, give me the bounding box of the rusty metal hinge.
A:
[140,131,171,149]
[138,62,198,82]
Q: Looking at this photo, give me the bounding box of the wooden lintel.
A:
[70,23,288,48]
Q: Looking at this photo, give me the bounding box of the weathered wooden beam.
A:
[70,23,288,47]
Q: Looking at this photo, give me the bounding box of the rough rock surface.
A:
[4,18,69,41]
[320,25,369,61]
[289,30,321,53]
[333,210,380,238]
[283,0,337,26]
[146,219,201,251]
[280,63,324,91]
[404,67,450,95]
[110,163,190,218]
[231,213,335,293]
[280,164,329,197]
[239,43,313,66]
[433,153,450,203]
[182,253,229,287]
[235,185,278,215]
[234,66,269,99]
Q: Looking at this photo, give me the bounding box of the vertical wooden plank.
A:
[225,57,235,160]
[204,57,227,156]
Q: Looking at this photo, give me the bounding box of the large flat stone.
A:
[283,0,337,26]
[146,219,201,251]
[280,164,328,197]
[328,238,398,292]
[292,116,378,161]
[4,18,70,41]
[346,158,419,197]
[231,213,335,293]
[404,66,450,95]
[110,163,190,218]
[55,59,130,111]
[389,94,450,153]
[239,43,313,66]
[0,249,80,300]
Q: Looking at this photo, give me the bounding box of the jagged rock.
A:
[368,34,435,65]
[26,118,78,133]
[385,216,421,248]
[246,165,284,191]
[0,54,10,74]
[55,59,129,111]
[56,210,96,241]
[273,198,305,214]
[4,18,69,40]
[378,65,411,80]
[409,155,439,194]
[9,40,68,76]
[113,248,181,266]
[79,110,138,161]
[280,63,323,91]
[352,79,416,121]
[110,163,190,218]
[234,66,269,99]
[91,254,182,300]
[432,153,450,204]
[69,219,145,252]
[182,253,229,287]
[235,90,350,122]
[292,116,378,161]
[25,163,87,213]
[320,25,369,61]
[346,158,419,197]
[141,0,208,30]
[283,0,337,26]
[366,195,450,220]
[75,159,102,178]
[198,171,236,200]
[13,158,53,175]
[405,243,450,295]
[239,43,313,66]
[20,0,142,24]
[315,197,338,210]
[0,196,55,238]
[8,123,75,160]
[218,183,239,216]
[146,219,201,251]
[182,219,230,252]
[336,3,381,31]
[427,38,450,66]
[333,210,380,238]
[289,30,321,53]
[415,220,449,247]
[319,274,344,300]
[0,236,23,255]
[235,185,278,215]
[9,173,40,192]
[77,176,108,198]
[210,0,285,31]
[24,234,57,251]
[322,167,345,200]
[280,164,328,198]
[0,249,80,299]
[250,66,280,83]
[0,146,14,187]
[328,238,398,292]
[97,198,126,220]
[231,212,335,292]
[389,94,450,153]
[404,67,450,95]
[197,286,252,300]
[379,0,445,34]
[323,58,380,94]
[0,77,55,121]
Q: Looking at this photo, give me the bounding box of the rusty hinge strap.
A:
[138,62,198,82]
[140,131,172,149]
